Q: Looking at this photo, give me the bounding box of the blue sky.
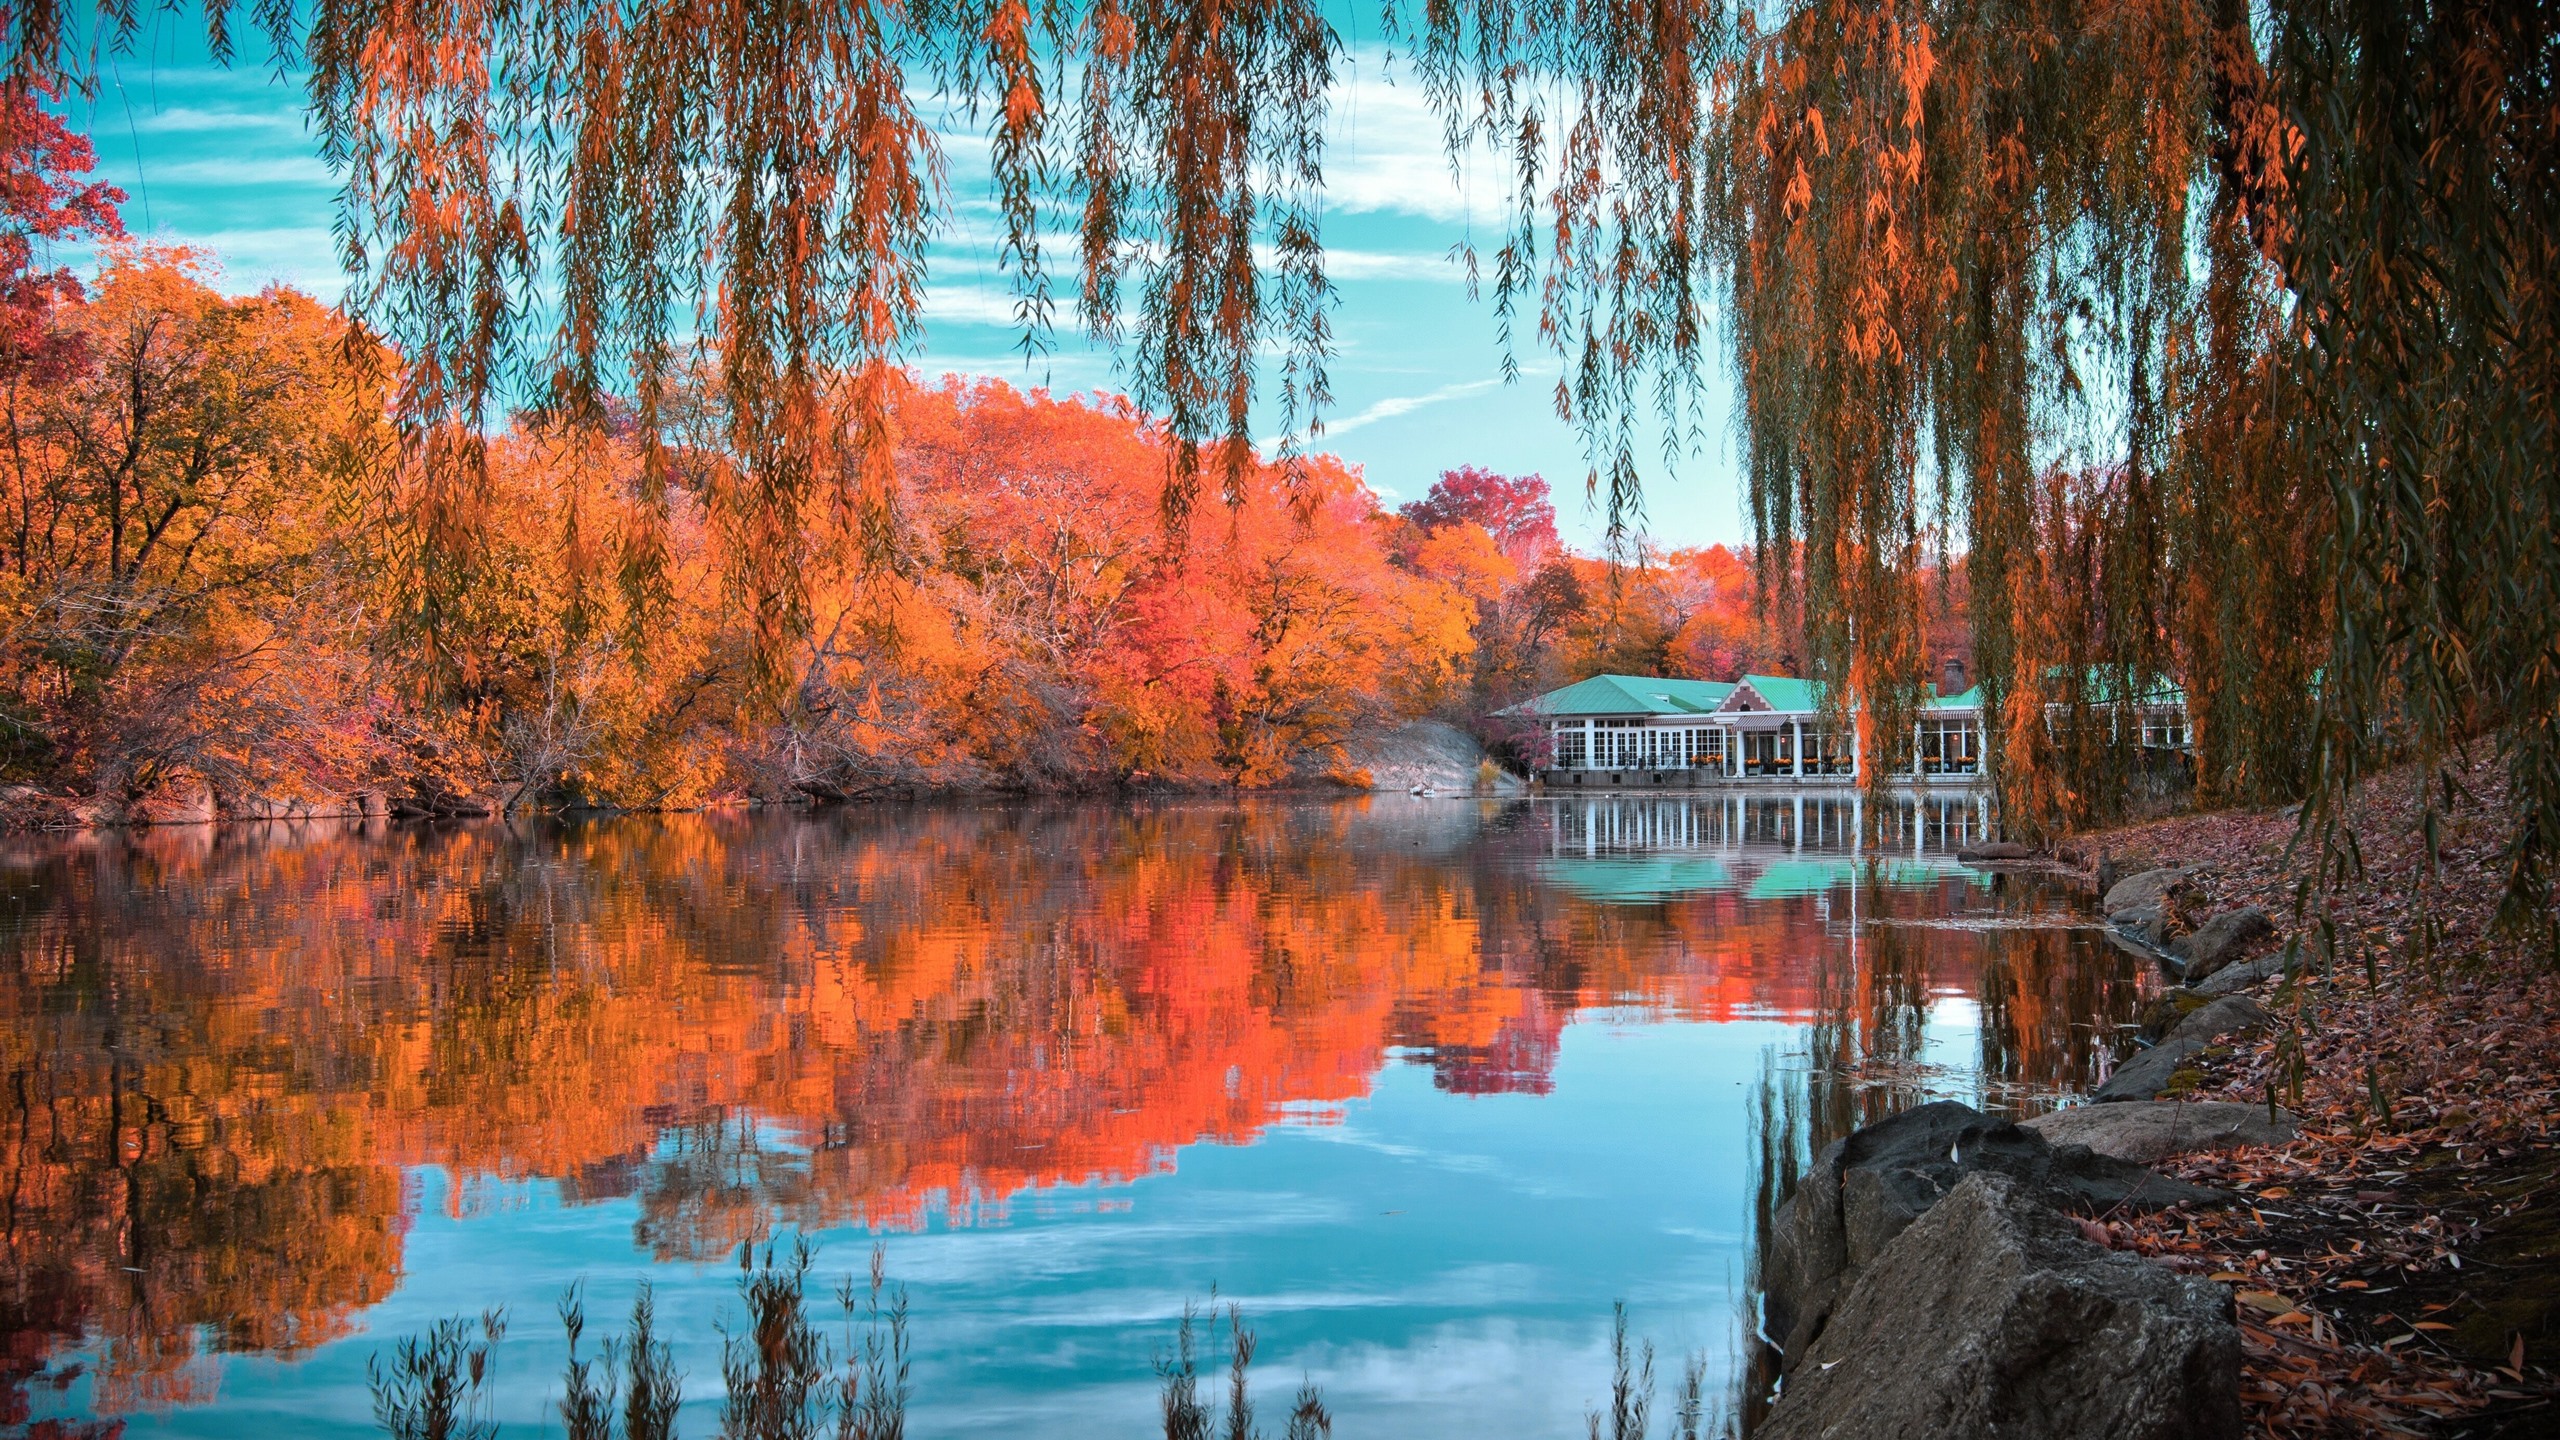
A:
[50,39,1750,551]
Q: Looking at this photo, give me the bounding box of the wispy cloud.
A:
[1321,376,1506,438]
[114,101,313,139]
[144,154,334,187]
[1251,375,1509,455]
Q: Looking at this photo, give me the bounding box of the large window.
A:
[2141,712,2188,750]
[1808,728,1854,776]
[1742,729,1793,776]
[1555,727,1587,768]
[1922,720,1979,774]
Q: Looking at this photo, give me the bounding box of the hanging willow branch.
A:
[6,0,2554,924]
[4,0,1732,676]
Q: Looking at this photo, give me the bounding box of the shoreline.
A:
[2048,762,2558,1438]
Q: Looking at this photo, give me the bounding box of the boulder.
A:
[1958,841,2038,862]
[353,788,390,820]
[2192,951,2288,997]
[1760,1102,2223,1370]
[2132,989,2207,1043]
[2094,855,2154,902]
[2102,866,2193,919]
[2023,1102,2299,1166]
[1339,720,1524,794]
[2114,902,2174,950]
[1761,1172,2242,1440]
[2095,995,2276,1103]
[2172,906,2275,981]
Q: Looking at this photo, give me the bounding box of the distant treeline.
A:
[4,94,1914,819]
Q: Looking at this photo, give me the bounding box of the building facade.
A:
[1516,669,2185,789]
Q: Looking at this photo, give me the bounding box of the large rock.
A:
[1760,1102,2223,1369]
[2095,995,2276,1102]
[1339,720,1524,794]
[1957,841,2038,862]
[2192,951,2288,997]
[1761,1172,2242,1440]
[2023,1102,2299,1166]
[2102,866,2194,919]
[2172,906,2275,981]
[2114,902,2175,951]
[2094,855,2157,903]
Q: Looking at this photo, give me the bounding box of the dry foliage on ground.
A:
[2068,757,2559,1437]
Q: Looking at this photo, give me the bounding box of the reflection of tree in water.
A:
[0,802,2141,1426]
[1726,866,2154,1434]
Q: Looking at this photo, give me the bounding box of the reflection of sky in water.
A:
[127,1024,1772,1439]
[4,795,2141,1438]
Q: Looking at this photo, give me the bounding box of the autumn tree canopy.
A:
[5,0,2553,917]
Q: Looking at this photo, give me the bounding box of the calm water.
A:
[0,794,2150,1438]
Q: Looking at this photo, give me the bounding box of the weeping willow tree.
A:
[1706,0,2299,829]
[5,0,2553,922]
[1706,0,2553,926]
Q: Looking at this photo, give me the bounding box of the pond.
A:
[0,793,2151,1438]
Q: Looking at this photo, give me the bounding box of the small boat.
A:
[1409,784,1437,797]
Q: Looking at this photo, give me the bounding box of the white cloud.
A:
[120,102,311,138]
[1320,67,1521,228]
[1321,376,1505,438]
[922,282,1046,330]
[145,154,335,187]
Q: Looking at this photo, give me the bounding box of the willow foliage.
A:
[6,0,2555,921]
[1714,0,2553,929]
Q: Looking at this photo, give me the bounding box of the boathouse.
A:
[1515,665,2189,788]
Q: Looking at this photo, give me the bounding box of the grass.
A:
[368,1309,507,1440]
[374,1256,1728,1438]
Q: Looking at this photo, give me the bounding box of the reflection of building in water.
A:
[1540,792,1993,864]
[1511,665,2191,792]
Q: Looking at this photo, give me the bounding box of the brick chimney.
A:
[1940,655,1970,696]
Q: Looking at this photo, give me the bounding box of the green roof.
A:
[1514,671,2002,719]
[1735,674,1822,713]
[1514,674,1738,717]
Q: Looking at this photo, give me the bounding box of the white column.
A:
[1791,721,1804,779]
[1792,793,1805,851]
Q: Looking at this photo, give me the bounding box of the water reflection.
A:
[0,796,2147,1435]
